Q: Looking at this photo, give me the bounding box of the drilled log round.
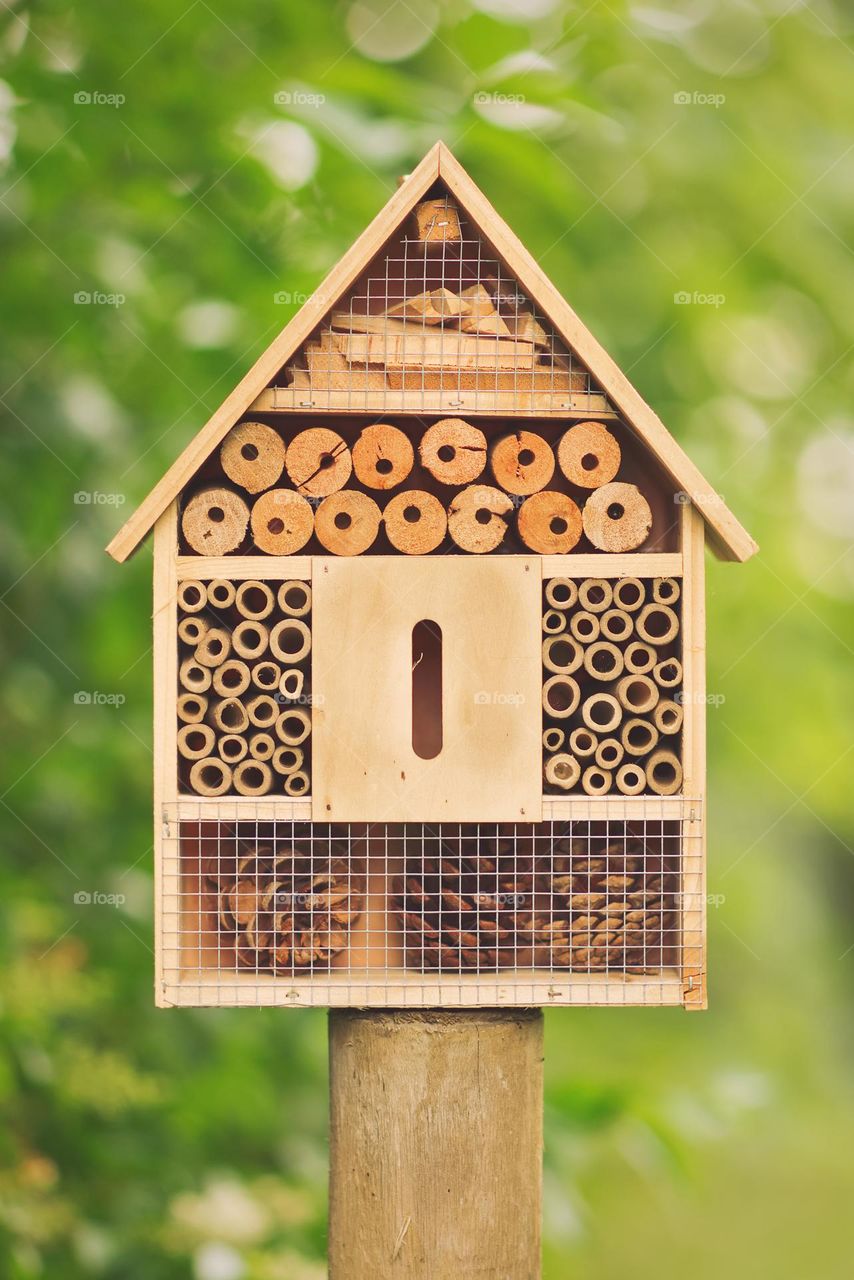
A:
[284,770,310,797]
[220,421,286,494]
[580,693,622,734]
[578,579,613,613]
[542,609,566,635]
[582,483,652,553]
[616,762,647,796]
[568,610,600,643]
[177,580,208,614]
[557,421,621,489]
[419,418,487,486]
[542,633,583,676]
[212,698,250,734]
[544,578,578,610]
[620,717,659,757]
[581,765,612,797]
[235,580,275,620]
[232,620,269,661]
[624,641,656,675]
[654,698,684,735]
[251,660,281,692]
[569,726,598,759]
[270,618,311,664]
[615,674,659,715]
[544,753,580,791]
[189,757,232,797]
[646,749,683,796]
[517,491,582,554]
[218,734,248,764]
[542,726,565,753]
[447,485,512,554]
[250,489,314,554]
[277,581,312,617]
[178,658,211,693]
[599,608,633,643]
[177,615,209,645]
[653,656,683,688]
[248,732,275,762]
[652,577,681,605]
[276,707,312,746]
[182,487,249,555]
[279,668,305,700]
[207,579,236,610]
[272,745,304,775]
[246,694,279,729]
[352,422,414,490]
[195,627,231,668]
[583,641,624,682]
[490,431,554,495]
[636,603,679,646]
[384,490,447,555]
[612,577,645,612]
[233,759,274,797]
[177,692,208,724]
[177,723,216,760]
[285,427,351,496]
[542,675,581,720]
[212,660,251,698]
[315,491,381,556]
[595,737,624,770]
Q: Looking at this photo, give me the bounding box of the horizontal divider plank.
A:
[176,557,312,581]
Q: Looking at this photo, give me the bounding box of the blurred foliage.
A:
[1,0,853,1276]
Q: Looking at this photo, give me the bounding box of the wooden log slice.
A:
[285,427,352,497]
[352,423,414,490]
[188,757,232,797]
[447,485,513,554]
[250,489,314,555]
[557,421,621,489]
[490,431,555,495]
[582,483,652,553]
[384,490,447,555]
[517,491,582,554]
[315,491,381,556]
[220,421,286,494]
[182,487,249,555]
[419,419,487,486]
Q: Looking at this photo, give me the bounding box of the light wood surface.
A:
[153,502,178,1006]
[680,501,707,1008]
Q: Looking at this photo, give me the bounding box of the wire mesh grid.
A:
[161,808,702,1007]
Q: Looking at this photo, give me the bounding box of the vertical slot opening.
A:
[412,620,442,760]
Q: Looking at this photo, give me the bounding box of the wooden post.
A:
[328,1009,543,1279]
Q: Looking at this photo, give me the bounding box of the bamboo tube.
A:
[250,660,281,692]
[578,579,613,613]
[542,727,565,753]
[235,580,275,620]
[599,608,633,643]
[542,675,581,720]
[279,668,305,700]
[544,578,578,610]
[582,483,652,553]
[232,621,269,660]
[284,770,310,797]
[233,759,274,797]
[207,579,236,609]
[220,421,286,494]
[384,490,447,555]
[182,487,249,555]
[277,581,312,617]
[177,615,209,645]
[654,699,684,735]
[646,749,683,796]
[250,489,314,554]
[569,727,598,759]
[595,737,624,770]
[189,757,232,797]
[490,431,554,495]
[557,421,621,489]
[612,577,645,613]
[195,627,231,668]
[212,660,251,698]
[177,723,216,760]
[542,634,583,675]
[285,427,351,496]
[581,765,612,797]
[542,609,566,635]
[636,603,679,646]
[352,422,414,490]
[568,610,600,643]
[315,491,382,555]
[270,618,311,664]
[652,577,681,605]
[544,754,580,791]
[218,734,248,764]
[419,418,487,486]
[177,692,208,724]
[620,717,659,757]
[624,641,656,675]
[653,657,683,689]
[272,745,304,775]
[447,485,512,554]
[177,580,208,614]
[178,658,211,693]
[213,698,250,734]
[614,674,659,715]
[246,694,279,729]
[580,693,622,734]
[276,707,312,746]
[248,733,275,762]
[582,641,624,682]
[616,762,646,796]
[517,491,582,554]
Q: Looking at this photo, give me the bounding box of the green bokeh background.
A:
[2,2,853,1276]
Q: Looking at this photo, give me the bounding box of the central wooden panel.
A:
[312,557,541,822]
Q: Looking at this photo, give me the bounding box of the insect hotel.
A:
[107,142,756,1012]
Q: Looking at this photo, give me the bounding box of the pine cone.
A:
[213,842,362,973]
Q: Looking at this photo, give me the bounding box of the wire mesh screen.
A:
[161,810,702,1007]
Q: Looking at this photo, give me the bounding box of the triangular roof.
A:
[106,141,756,564]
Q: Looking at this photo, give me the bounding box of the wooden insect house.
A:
[108,142,756,1011]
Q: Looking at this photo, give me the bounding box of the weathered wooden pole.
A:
[329,1009,543,1278]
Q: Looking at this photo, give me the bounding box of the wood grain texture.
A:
[328,1010,543,1280]
[153,501,179,1007]
[680,501,707,1009]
